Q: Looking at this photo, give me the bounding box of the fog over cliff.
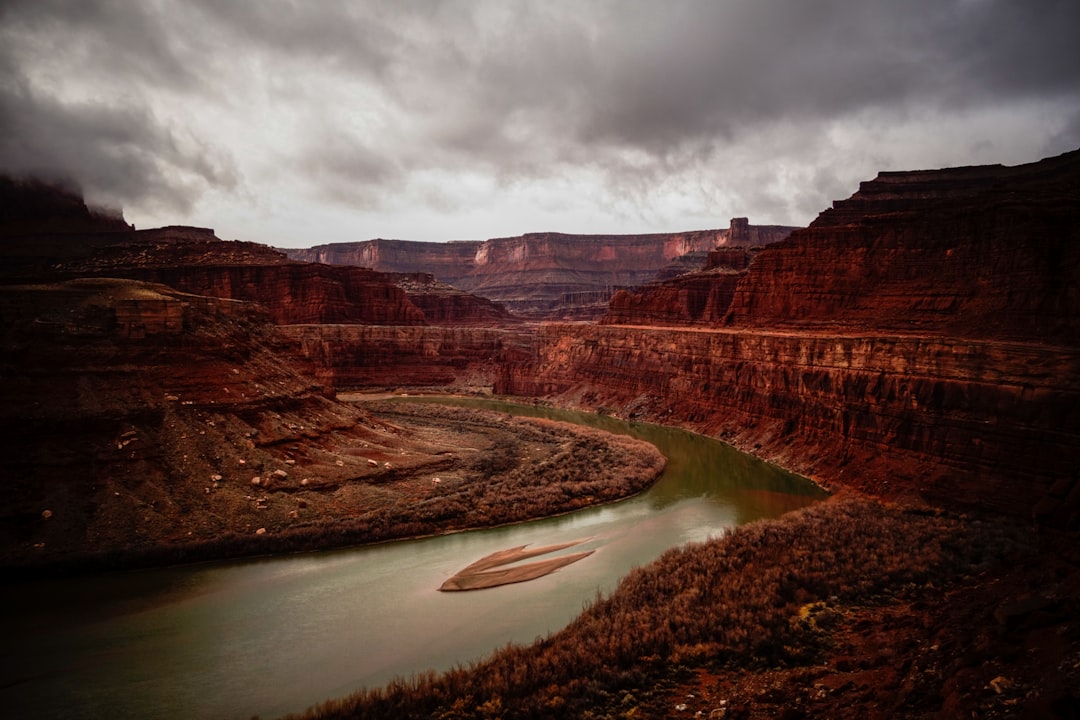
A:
[2,0,1078,245]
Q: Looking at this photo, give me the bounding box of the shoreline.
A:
[1,400,669,579]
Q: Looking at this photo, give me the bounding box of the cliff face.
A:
[508,150,1080,521]
[505,325,1080,518]
[724,151,1080,342]
[602,248,755,326]
[27,232,429,326]
[386,272,516,325]
[286,221,797,319]
[280,324,533,392]
[289,239,481,289]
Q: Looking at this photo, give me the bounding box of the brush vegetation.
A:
[7,405,665,575]
[293,495,1021,719]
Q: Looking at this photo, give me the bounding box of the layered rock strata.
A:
[602,248,755,326]
[386,272,516,325]
[724,151,1080,342]
[125,262,427,326]
[280,324,534,392]
[10,230,429,326]
[506,325,1080,518]
[508,150,1080,522]
[288,220,798,318]
[289,238,480,289]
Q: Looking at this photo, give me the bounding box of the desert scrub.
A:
[5,404,665,576]
[295,495,1023,720]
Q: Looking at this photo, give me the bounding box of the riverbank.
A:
[1,402,664,577]
[284,399,1080,719]
[294,493,1079,720]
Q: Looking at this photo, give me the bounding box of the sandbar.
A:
[439,539,595,591]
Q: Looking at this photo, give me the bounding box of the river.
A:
[0,398,826,720]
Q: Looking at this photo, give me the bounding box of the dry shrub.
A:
[297,496,1022,720]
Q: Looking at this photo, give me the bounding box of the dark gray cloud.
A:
[1,0,1077,242]
[0,58,236,214]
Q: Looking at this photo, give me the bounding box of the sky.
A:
[2,1,1079,248]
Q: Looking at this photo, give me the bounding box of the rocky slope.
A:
[287,220,798,318]
[281,324,534,392]
[602,248,755,325]
[0,278,648,569]
[385,272,516,325]
[28,231,428,326]
[0,277,358,564]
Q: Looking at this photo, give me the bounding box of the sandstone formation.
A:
[281,324,534,392]
[724,153,1080,342]
[0,278,651,568]
[506,150,1080,524]
[386,272,515,325]
[458,230,730,318]
[3,148,1080,718]
[602,248,755,325]
[287,220,798,319]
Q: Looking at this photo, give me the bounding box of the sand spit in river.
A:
[439,539,594,591]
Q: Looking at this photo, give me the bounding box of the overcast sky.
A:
[2,1,1079,247]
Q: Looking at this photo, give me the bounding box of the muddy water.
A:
[0,399,826,720]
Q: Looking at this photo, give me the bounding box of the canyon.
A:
[1,148,1078,718]
[280,150,1080,525]
[286,220,797,318]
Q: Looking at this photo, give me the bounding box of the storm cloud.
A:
[2,0,1078,244]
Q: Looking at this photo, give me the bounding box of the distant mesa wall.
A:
[289,239,481,289]
[286,220,798,318]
